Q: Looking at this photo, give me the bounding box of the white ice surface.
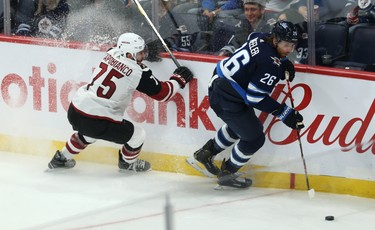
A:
[0,151,374,230]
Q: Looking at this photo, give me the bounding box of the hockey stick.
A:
[285,72,315,199]
[161,0,180,30]
[133,0,181,67]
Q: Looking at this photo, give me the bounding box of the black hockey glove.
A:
[272,103,304,130]
[170,66,194,88]
[280,59,295,82]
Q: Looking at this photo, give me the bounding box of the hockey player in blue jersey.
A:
[190,21,305,189]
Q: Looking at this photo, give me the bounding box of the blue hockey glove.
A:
[272,103,304,130]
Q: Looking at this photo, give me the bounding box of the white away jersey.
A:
[72,48,146,122]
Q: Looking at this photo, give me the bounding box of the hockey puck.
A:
[325,216,334,221]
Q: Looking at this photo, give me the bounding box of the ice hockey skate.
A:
[186,139,220,178]
[118,151,151,172]
[214,160,252,190]
[48,150,76,170]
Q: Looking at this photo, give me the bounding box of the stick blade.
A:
[308,189,315,199]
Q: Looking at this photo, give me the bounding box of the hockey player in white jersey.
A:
[48,32,194,172]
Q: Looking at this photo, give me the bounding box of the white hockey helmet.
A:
[117,33,146,58]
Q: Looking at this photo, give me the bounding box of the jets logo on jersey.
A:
[271,56,281,67]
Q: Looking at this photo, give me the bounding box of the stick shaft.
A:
[286,79,311,191]
[133,0,181,67]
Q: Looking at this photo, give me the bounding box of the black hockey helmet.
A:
[272,20,299,44]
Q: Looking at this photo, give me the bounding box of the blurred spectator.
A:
[265,0,299,12]
[146,1,203,61]
[216,0,273,56]
[278,8,305,23]
[123,0,132,8]
[345,0,375,25]
[172,0,199,13]
[293,0,326,22]
[15,0,69,39]
[158,0,179,38]
[188,0,243,31]
[164,24,199,52]
[134,0,179,38]
[200,0,243,19]
[1,0,18,33]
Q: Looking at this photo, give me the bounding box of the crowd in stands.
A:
[14,0,69,39]
[1,0,375,72]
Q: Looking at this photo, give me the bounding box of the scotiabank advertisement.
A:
[0,37,374,196]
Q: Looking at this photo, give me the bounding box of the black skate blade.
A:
[45,161,76,172]
[118,168,138,173]
[215,178,252,190]
[44,167,73,173]
[186,157,215,178]
[118,168,152,173]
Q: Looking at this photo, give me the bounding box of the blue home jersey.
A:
[215,32,286,113]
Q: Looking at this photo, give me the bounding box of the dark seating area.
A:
[331,23,375,71]
[315,22,348,66]
[1,0,375,72]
